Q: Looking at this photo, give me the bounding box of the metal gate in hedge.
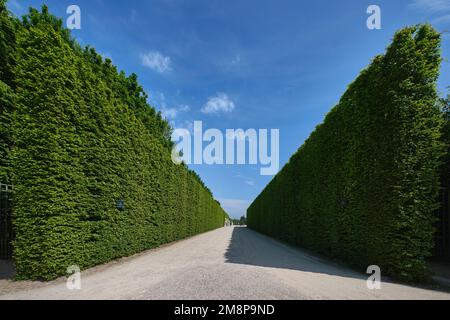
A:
[0,183,13,259]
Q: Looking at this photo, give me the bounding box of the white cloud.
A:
[245,180,255,186]
[140,51,172,73]
[161,108,178,119]
[231,54,241,65]
[218,198,251,219]
[201,93,235,114]
[410,0,450,13]
[151,91,189,120]
[161,105,190,119]
[179,105,190,112]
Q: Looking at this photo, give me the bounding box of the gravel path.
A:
[1,226,449,300]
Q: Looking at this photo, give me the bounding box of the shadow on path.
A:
[225,226,367,281]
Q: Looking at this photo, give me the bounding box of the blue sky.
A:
[7,0,450,218]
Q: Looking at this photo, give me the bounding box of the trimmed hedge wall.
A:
[248,25,444,281]
[443,93,450,200]
[439,93,450,259]
[0,4,227,280]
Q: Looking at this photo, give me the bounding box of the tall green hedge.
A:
[439,93,450,258]
[441,93,450,193]
[248,25,444,281]
[0,0,15,183]
[0,3,227,280]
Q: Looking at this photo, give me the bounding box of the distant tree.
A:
[229,217,247,226]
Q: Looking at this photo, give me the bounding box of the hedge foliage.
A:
[439,93,450,259]
[0,3,227,280]
[441,94,450,189]
[248,25,444,281]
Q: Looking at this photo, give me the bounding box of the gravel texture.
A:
[1,226,449,300]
